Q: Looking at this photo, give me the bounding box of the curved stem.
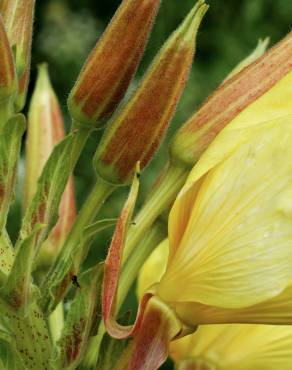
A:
[123,162,188,262]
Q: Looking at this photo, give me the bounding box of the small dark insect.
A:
[136,172,141,179]
[71,275,81,288]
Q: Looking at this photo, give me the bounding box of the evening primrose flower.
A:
[170,324,292,370]
[152,113,292,326]
[103,115,292,369]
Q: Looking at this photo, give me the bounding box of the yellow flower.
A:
[170,324,292,370]
[137,70,292,327]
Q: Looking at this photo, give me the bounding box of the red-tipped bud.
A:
[94,1,208,185]
[0,15,16,105]
[24,65,76,259]
[0,0,35,111]
[68,0,161,127]
[170,32,292,167]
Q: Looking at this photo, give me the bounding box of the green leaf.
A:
[0,114,26,230]
[40,219,116,315]
[0,230,15,276]
[2,224,44,313]
[20,134,75,250]
[4,302,53,370]
[53,264,103,370]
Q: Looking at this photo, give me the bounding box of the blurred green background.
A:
[7,0,292,368]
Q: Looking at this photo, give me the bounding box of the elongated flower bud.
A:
[0,0,35,112]
[68,0,161,127]
[24,65,76,257]
[0,15,16,107]
[94,1,208,185]
[171,32,292,167]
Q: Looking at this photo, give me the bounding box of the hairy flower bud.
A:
[94,1,208,185]
[68,0,161,127]
[0,0,35,111]
[171,32,292,167]
[24,65,76,258]
[0,15,16,107]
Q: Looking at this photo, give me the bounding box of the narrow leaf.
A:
[40,218,116,315]
[20,134,75,250]
[0,230,15,275]
[2,224,43,313]
[53,264,103,370]
[102,166,147,339]
[0,114,26,230]
[4,302,52,370]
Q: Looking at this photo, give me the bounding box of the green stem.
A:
[41,178,115,313]
[70,123,91,169]
[123,162,188,262]
[60,178,115,261]
[118,219,166,308]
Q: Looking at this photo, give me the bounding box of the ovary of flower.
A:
[170,324,292,370]
[156,115,292,311]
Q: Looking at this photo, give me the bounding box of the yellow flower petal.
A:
[159,116,292,309]
[136,239,169,300]
[170,324,292,370]
[174,284,292,326]
[169,71,292,260]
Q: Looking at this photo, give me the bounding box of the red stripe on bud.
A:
[171,32,292,166]
[68,0,161,127]
[94,1,208,185]
[0,15,16,99]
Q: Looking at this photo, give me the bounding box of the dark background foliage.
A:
[8,0,291,368]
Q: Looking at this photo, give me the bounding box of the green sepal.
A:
[95,312,131,370]
[20,134,75,249]
[40,219,116,315]
[1,224,44,314]
[0,230,15,276]
[4,302,53,370]
[52,264,103,370]
[0,326,24,370]
[0,114,26,230]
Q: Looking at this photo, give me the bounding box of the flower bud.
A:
[94,1,208,185]
[0,0,35,111]
[171,32,292,167]
[170,324,292,370]
[68,0,161,127]
[0,15,16,107]
[24,65,76,258]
